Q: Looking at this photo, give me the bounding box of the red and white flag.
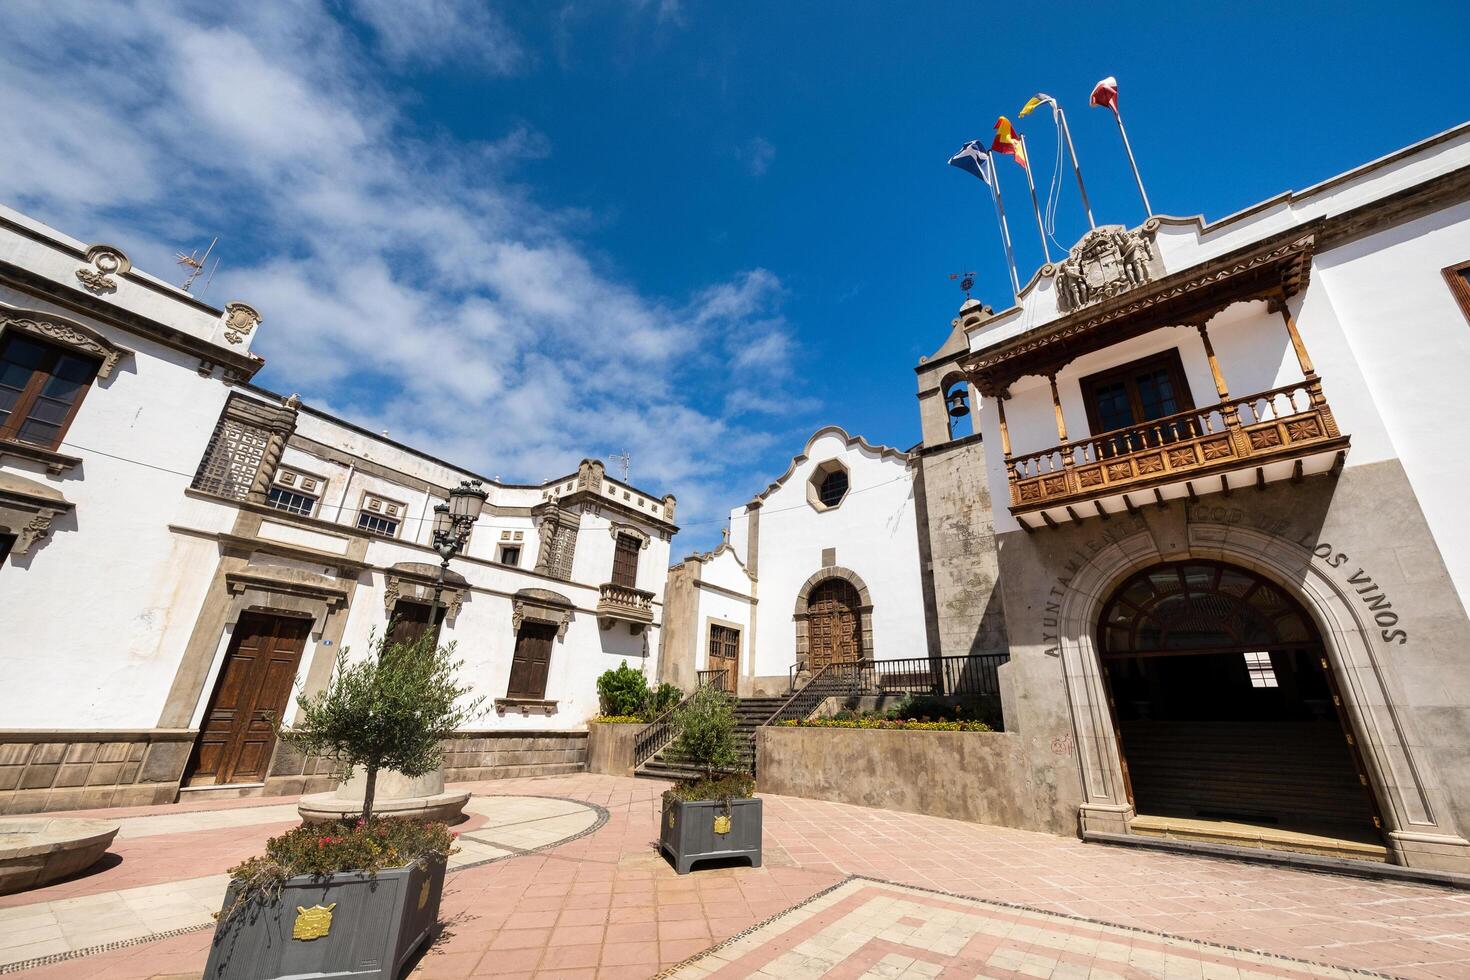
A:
[1090,76,1119,114]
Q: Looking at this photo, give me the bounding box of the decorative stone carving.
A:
[382,562,468,622]
[609,522,650,549]
[0,471,73,557]
[532,501,580,580]
[73,244,131,295]
[0,309,129,379]
[577,458,605,494]
[189,393,300,502]
[511,588,574,640]
[222,302,262,345]
[1055,224,1163,314]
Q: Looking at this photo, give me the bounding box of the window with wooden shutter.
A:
[610,533,640,587]
[0,334,101,449]
[507,622,557,699]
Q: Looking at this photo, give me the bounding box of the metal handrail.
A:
[696,669,728,692]
[633,689,695,769]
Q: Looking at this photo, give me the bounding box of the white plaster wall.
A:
[689,550,754,673]
[0,297,236,728]
[1314,200,1470,610]
[738,429,926,678]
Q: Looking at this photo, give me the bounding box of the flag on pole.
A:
[947,140,993,185]
[948,141,1021,299]
[1089,76,1119,114]
[990,117,1028,169]
[1018,93,1055,118]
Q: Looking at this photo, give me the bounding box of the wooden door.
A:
[807,579,860,669]
[708,624,740,692]
[189,612,311,786]
[611,534,641,588]
[507,621,557,699]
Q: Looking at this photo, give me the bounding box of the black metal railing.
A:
[633,690,694,769]
[696,669,729,692]
[761,665,857,727]
[787,654,1006,700]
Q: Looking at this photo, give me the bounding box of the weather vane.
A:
[175,237,221,294]
[949,272,977,298]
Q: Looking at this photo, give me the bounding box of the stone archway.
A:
[1054,521,1470,871]
[794,566,874,671]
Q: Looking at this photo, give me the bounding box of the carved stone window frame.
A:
[0,306,131,380]
[382,561,469,623]
[608,522,651,549]
[511,587,575,641]
[0,471,74,558]
[222,566,348,634]
[806,458,851,512]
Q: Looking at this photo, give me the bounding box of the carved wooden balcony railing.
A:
[597,582,655,632]
[1008,380,1348,516]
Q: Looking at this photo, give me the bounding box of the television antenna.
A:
[607,449,631,482]
[949,271,977,299]
[175,237,221,294]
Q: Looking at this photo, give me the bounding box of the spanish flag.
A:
[991,116,1028,169]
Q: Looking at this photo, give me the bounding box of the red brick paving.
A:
[11,773,1470,978]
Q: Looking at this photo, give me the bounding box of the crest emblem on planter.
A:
[419,880,431,910]
[713,814,732,835]
[292,903,337,940]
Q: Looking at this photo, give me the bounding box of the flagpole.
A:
[1111,107,1152,216]
[988,170,1022,299]
[1019,135,1051,264]
[1055,106,1096,230]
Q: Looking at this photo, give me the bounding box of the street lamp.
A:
[429,479,488,624]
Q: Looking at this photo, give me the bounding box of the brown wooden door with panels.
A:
[507,621,557,699]
[188,612,311,786]
[807,579,861,669]
[708,624,740,692]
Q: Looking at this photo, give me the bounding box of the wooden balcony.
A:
[1007,380,1349,525]
[597,582,655,633]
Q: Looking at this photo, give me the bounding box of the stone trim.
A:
[793,566,876,669]
[1051,520,1470,872]
[0,729,196,815]
[752,425,911,504]
[493,698,559,717]
[223,567,349,634]
[189,392,299,504]
[0,305,132,379]
[383,561,469,623]
[0,439,83,475]
[609,521,651,549]
[0,471,73,557]
[512,587,575,641]
[441,731,586,780]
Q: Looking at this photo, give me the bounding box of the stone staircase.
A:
[634,696,785,781]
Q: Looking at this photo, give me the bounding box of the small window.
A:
[266,486,317,517]
[1242,651,1279,688]
[498,544,521,567]
[357,511,400,538]
[1079,350,1196,455]
[818,469,848,507]
[0,334,101,449]
[1445,261,1470,325]
[611,533,640,587]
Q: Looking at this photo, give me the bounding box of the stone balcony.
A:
[597,582,655,633]
[1007,379,1350,527]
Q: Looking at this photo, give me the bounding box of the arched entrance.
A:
[807,579,862,669]
[1099,560,1381,843]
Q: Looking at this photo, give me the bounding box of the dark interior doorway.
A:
[1098,561,1381,843]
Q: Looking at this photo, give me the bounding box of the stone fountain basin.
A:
[0,816,120,895]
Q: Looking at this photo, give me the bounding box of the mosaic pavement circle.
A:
[660,878,1381,980]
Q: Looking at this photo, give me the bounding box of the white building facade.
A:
[0,206,676,814]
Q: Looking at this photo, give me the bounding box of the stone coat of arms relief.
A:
[1055,222,1165,314]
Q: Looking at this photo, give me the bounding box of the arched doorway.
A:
[807,578,862,669]
[1099,560,1382,843]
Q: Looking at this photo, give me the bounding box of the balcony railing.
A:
[1007,380,1345,514]
[596,582,655,632]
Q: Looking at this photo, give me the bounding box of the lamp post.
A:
[428,480,488,633]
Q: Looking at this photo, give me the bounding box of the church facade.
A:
[0,204,676,814]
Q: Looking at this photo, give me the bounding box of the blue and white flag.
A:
[948,140,993,186]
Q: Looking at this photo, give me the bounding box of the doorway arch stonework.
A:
[794,566,874,671]
[1057,520,1470,871]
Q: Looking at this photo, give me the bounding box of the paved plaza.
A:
[2,774,1469,979]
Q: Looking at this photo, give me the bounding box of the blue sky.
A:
[2,1,1466,550]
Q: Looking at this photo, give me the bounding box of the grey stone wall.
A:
[657,559,701,692]
[586,721,641,777]
[442,731,587,782]
[756,726,1073,835]
[913,436,1009,662]
[0,730,194,815]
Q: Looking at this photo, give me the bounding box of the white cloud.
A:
[0,0,817,545]
[347,0,526,75]
[739,136,776,177]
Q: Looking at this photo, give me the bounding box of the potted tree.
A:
[659,685,762,874]
[204,630,484,980]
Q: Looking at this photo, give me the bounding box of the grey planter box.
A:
[660,797,762,874]
[204,858,445,980]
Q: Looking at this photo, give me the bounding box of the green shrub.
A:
[664,772,754,806]
[596,660,650,717]
[592,715,645,724]
[646,682,683,718]
[672,684,742,782]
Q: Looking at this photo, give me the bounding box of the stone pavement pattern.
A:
[0,774,1467,979]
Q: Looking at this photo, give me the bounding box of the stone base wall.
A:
[586,722,642,777]
[442,731,588,782]
[755,726,1074,836]
[264,739,343,798]
[0,730,195,815]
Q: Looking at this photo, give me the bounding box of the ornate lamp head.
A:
[448,480,488,524]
